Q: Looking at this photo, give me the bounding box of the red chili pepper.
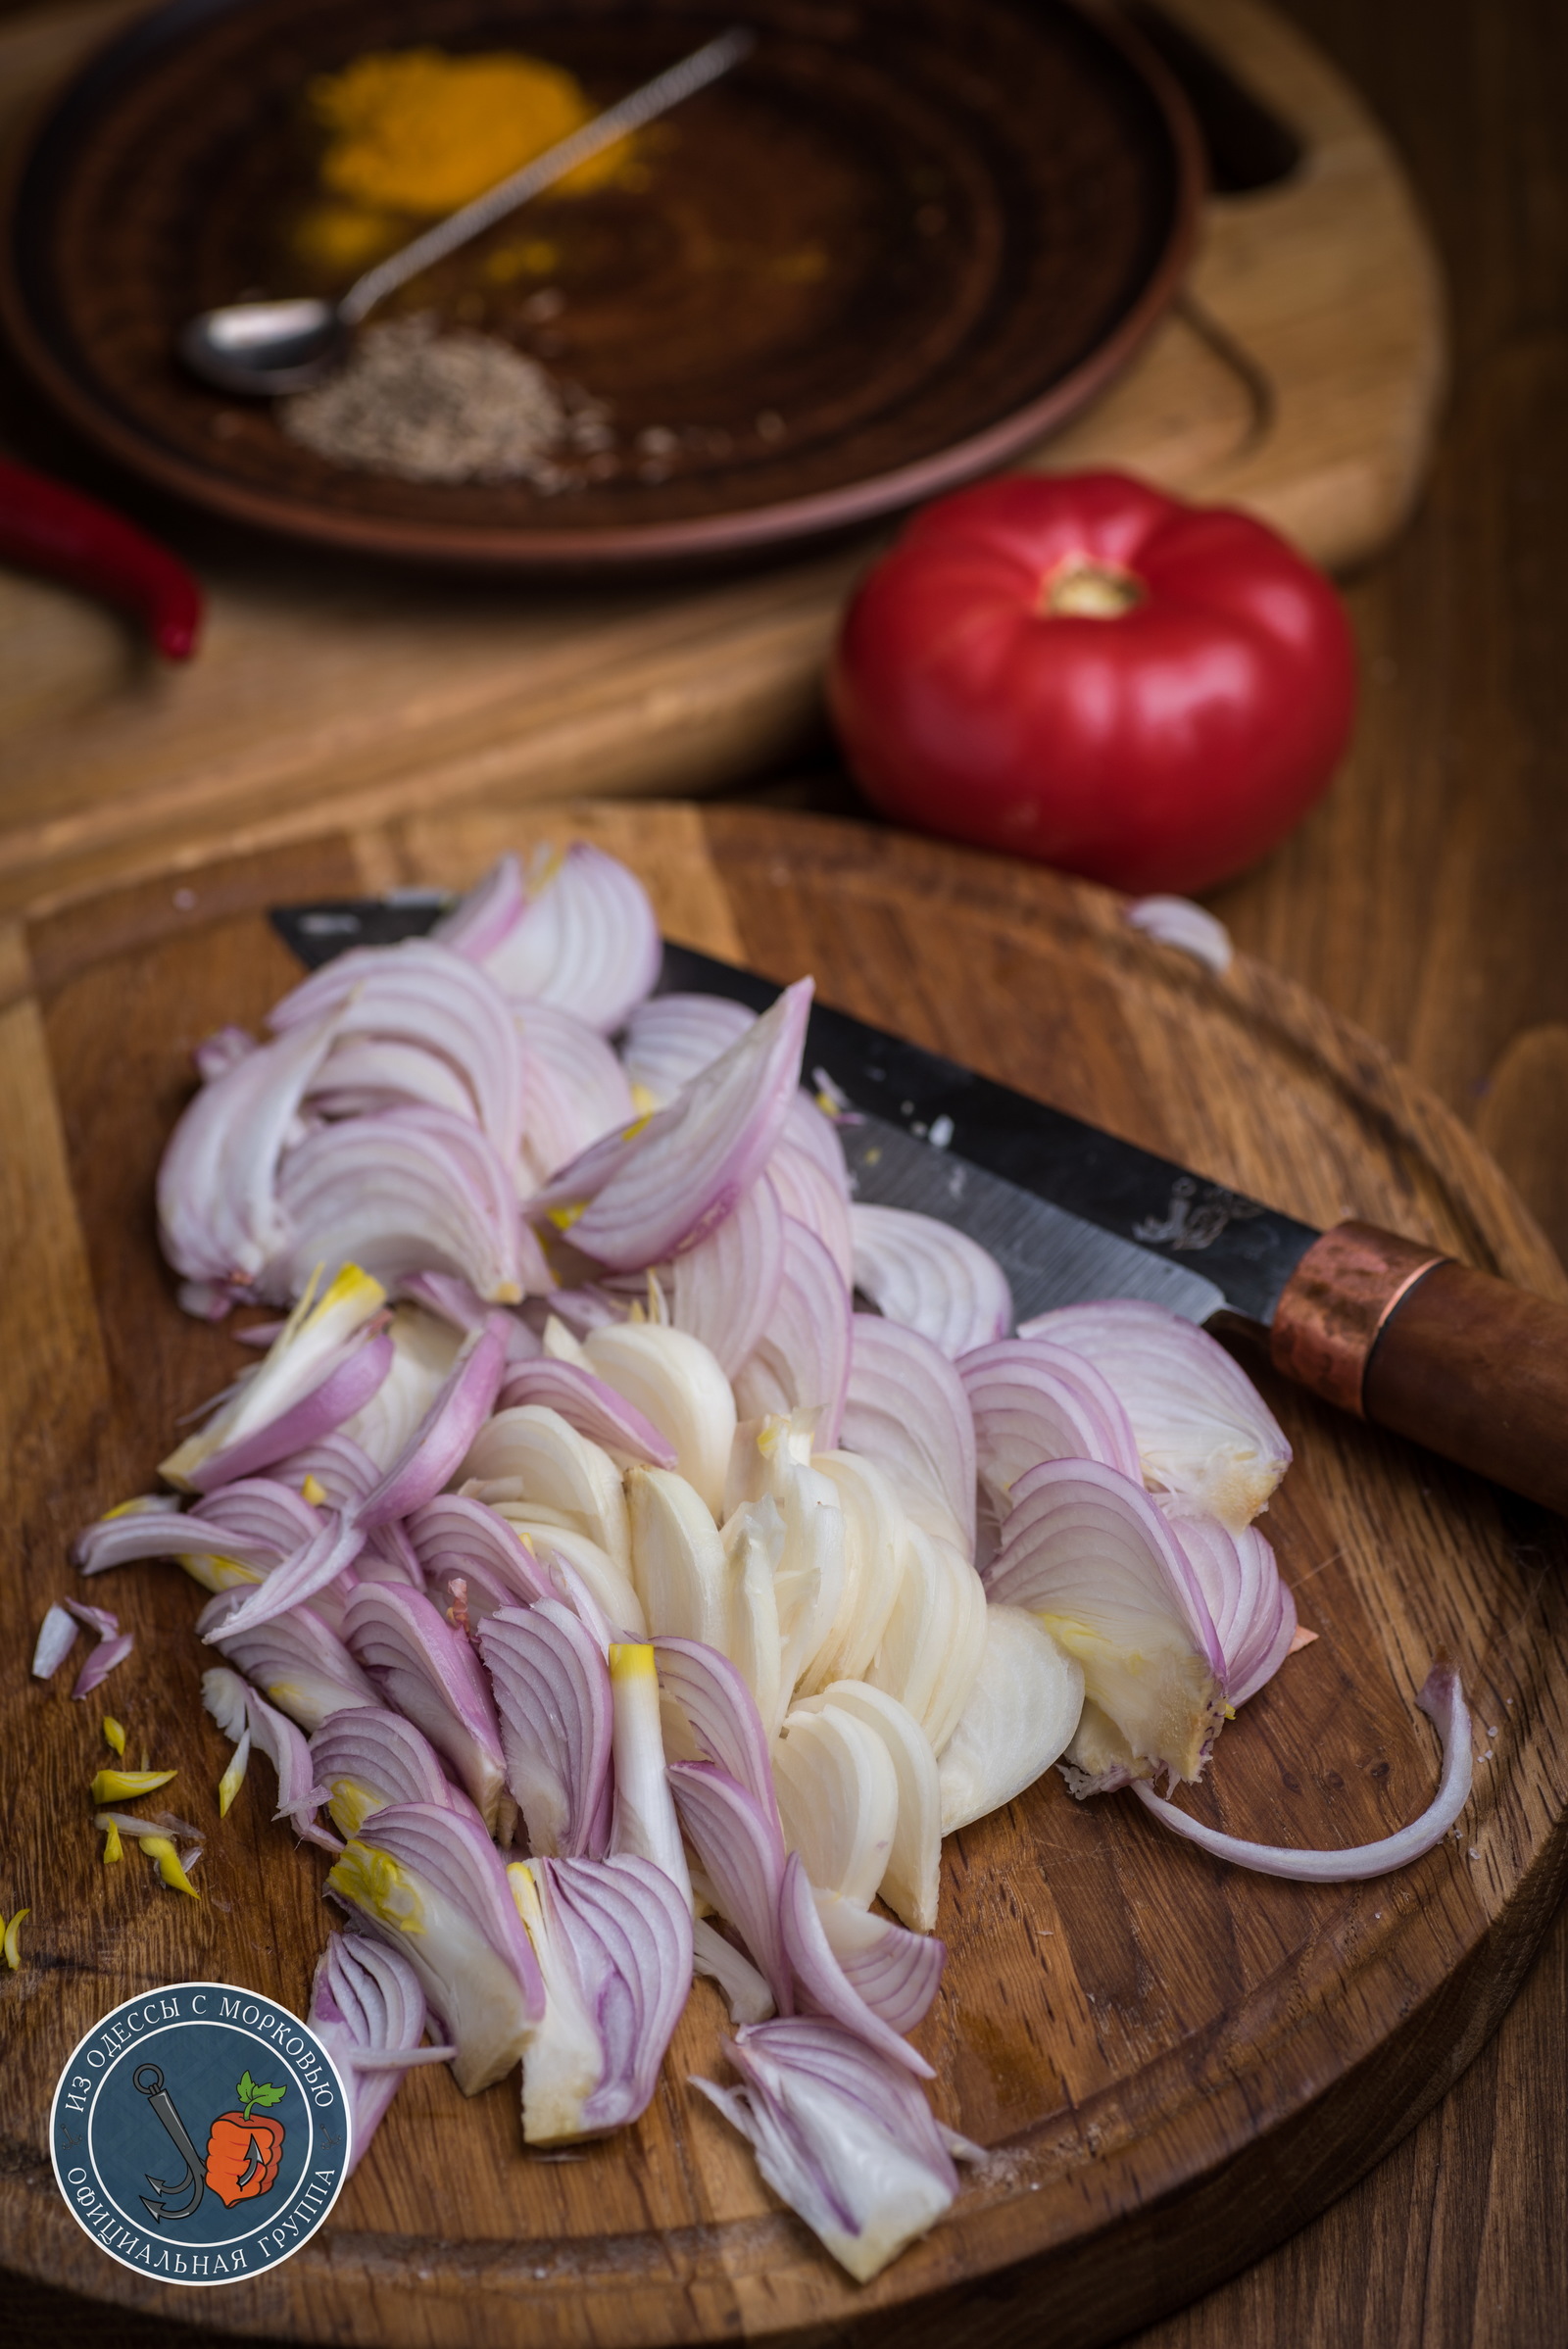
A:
[203,2070,287,2205]
[0,456,202,660]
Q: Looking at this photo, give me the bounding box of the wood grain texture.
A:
[0,0,1443,923]
[2,805,1565,2349]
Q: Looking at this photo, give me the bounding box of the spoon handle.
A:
[339,25,756,326]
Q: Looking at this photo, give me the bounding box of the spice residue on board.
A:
[293,46,642,278]
[279,317,612,487]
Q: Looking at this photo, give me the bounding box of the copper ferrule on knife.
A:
[1268,1221,1449,1416]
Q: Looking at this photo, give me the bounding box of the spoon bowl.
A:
[179,298,347,395]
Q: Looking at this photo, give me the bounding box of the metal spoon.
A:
[179,24,755,396]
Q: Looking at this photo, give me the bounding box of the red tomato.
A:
[828,471,1357,896]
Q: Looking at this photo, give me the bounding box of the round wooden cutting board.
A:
[3,804,1566,2349]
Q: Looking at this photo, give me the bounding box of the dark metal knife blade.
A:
[270,900,1568,1514]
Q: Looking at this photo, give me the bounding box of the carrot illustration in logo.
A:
[204,2071,286,2207]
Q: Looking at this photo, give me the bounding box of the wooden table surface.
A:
[5,0,1568,2343]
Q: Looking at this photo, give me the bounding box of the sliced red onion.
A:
[270,1104,530,1307]
[474,843,662,1032]
[31,1602,78,1680]
[158,1011,341,1286]
[1015,1300,1292,1533]
[654,1637,779,1825]
[411,1493,552,1606]
[808,1452,907,1691]
[693,2018,964,2283]
[851,1205,1011,1360]
[773,1705,899,1909]
[619,993,756,1104]
[309,1036,477,1125]
[356,1315,508,1527]
[986,1458,1225,1787]
[959,1336,1143,1522]
[509,1853,693,2141]
[783,1089,853,1195]
[396,1270,507,1337]
[810,1886,946,2036]
[797,1682,942,1935]
[477,1603,613,1859]
[768,1140,854,1288]
[161,1263,391,1493]
[528,979,812,1271]
[342,1301,464,1469]
[270,938,525,1163]
[778,1853,934,2078]
[193,1024,257,1083]
[1124,894,1234,974]
[497,1358,674,1469]
[527,1285,629,1337]
[308,1932,451,2174]
[608,1641,691,1903]
[309,1705,481,1838]
[515,1002,637,1186]
[1132,1659,1472,1879]
[1158,1497,1298,1708]
[187,1330,393,1494]
[733,1215,852,1451]
[865,1525,988,1761]
[841,1315,976,1557]
[583,1323,735,1516]
[273,1430,384,1510]
[668,1173,785,1377]
[722,1435,846,1710]
[31,1597,133,1696]
[201,1665,338,1848]
[668,1760,790,2010]
[693,1917,776,2024]
[74,1630,135,1698]
[357,1514,424,1593]
[193,1476,322,1557]
[490,1509,642,1646]
[937,1606,1086,1835]
[197,1507,366,1639]
[431,853,524,963]
[326,1800,543,2093]
[461,1404,631,1576]
[201,1593,382,1732]
[341,1583,507,1831]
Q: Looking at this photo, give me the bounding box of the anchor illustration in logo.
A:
[131,2063,208,2224]
[132,2062,287,2223]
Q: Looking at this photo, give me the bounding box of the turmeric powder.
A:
[307,47,634,217]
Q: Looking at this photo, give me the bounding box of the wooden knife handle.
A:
[1270,1221,1568,1514]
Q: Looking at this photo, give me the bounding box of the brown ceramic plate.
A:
[0,0,1200,573]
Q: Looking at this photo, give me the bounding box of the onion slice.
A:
[200,1592,381,1732]
[851,1206,1011,1360]
[326,1800,543,2093]
[1132,1659,1472,1880]
[473,843,662,1033]
[202,1665,338,1848]
[668,1758,790,2009]
[841,1315,976,1557]
[693,2019,965,2284]
[356,1314,507,1528]
[509,1853,693,2141]
[477,1603,613,1859]
[341,1583,507,1832]
[496,1358,675,1470]
[308,1933,452,2173]
[608,1640,690,1903]
[529,979,812,1271]
[309,1705,481,1838]
[778,1853,935,2078]
[986,1458,1225,1788]
[733,1215,852,1452]
[1015,1300,1291,1533]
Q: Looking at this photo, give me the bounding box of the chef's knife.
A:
[273,903,1568,1516]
